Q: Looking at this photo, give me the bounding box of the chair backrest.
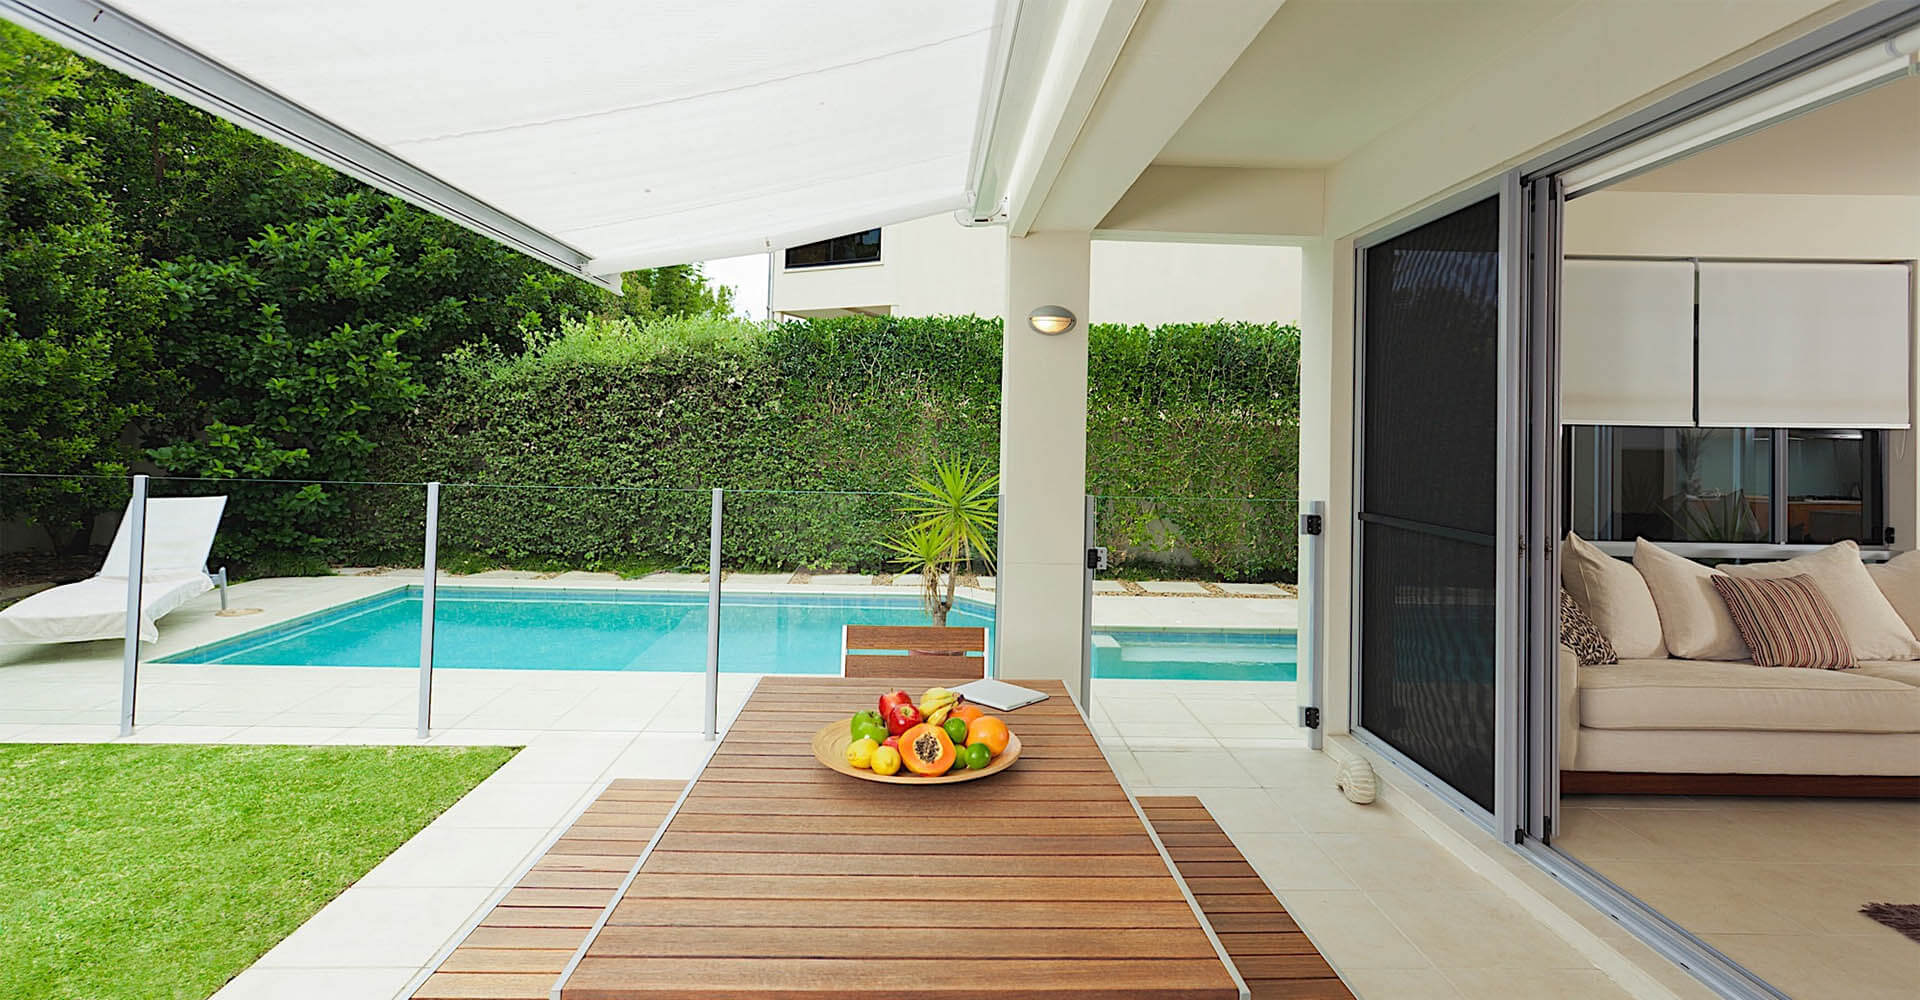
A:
[842,625,988,679]
[100,496,228,578]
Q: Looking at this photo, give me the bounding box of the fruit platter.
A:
[812,686,1021,784]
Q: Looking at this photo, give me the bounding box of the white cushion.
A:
[1867,550,1920,637]
[1578,658,1920,733]
[1560,533,1666,659]
[1632,538,1748,660]
[1726,540,1919,661]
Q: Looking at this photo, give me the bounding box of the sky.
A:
[701,253,774,321]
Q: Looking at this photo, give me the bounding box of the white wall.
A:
[771,212,1303,325]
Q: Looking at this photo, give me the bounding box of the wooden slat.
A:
[842,654,987,678]
[842,625,987,652]
[1137,796,1354,1000]
[409,779,684,1000]
[560,678,1239,999]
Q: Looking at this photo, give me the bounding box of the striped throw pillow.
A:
[1709,574,1855,669]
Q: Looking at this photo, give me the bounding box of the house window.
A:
[783,228,880,269]
[1564,426,1886,546]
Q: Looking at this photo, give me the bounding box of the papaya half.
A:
[898,722,956,777]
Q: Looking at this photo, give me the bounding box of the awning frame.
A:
[2,0,620,290]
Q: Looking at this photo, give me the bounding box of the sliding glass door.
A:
[1354,187,1521,823]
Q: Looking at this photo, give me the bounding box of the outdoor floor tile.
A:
[1314,833,1486,893]
[431,779,595,829]
[1276,890,1433,971]
[253,885,492,969]
[1232,833,1359,891]
[210,965,419,1000]
[1131,748,1259,787]
[1337,968,1464,999]
[1440,968,1632,999]
[354,825,551,889]
[1370,890,1592,970]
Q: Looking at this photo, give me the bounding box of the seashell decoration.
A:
[1335,757,1377,804]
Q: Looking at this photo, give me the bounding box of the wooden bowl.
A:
[812,722,1021,785]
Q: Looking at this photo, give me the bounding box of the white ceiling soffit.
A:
[2,0,1006,281]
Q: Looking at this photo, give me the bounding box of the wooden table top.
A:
[556,676,1244,1000]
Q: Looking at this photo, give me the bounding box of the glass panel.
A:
[0,472,133,732]
[1563,427,1771,542]
[1359,195,1501,812]
[1087,495,1303,753]
[1787,430,1883,545]
[139,478,425,736]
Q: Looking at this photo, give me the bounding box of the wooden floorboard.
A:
[411,778,685,1000]
[1138,796,1355,1000]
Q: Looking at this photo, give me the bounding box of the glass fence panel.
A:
[1087,494,1304,754]
[0,472,134,733]
[428,483,710,735]
[718,489,995,685]
[123,478,425,737]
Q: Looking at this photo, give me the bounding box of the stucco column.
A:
[997,231,1092,691]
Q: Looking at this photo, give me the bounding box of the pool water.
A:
[161,586,1294,681]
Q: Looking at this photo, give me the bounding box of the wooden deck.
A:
[558,676,1242,999]
[411,779,683,1000]
[1139,797,1354,1000]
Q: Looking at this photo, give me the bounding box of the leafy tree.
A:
[0,24,165,552]
[622,265,737,319]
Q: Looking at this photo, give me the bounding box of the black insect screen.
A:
[1358,196,1501,812]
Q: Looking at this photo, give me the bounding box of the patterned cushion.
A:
[1560,591,1617,666]
[1709,574,1855,670]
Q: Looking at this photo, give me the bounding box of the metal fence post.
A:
[417,481,439,740]
[1300,499,1326,751]
[118,474,148,737]
[1080,494,1095,712]
[704,488,723,740]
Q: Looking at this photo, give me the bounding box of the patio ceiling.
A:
[2,0,1008,285]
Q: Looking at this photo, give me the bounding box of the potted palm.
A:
[884,458,998,627]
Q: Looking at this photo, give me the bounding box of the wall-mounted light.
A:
[1027,305,1077,336]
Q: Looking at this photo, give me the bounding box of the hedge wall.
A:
[356,314,1299,581]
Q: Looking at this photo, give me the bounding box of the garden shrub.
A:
[357,314,1301,581]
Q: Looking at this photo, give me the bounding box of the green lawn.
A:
[0,742,517,1000]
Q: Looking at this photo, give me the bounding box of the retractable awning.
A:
[4,1,1006,287]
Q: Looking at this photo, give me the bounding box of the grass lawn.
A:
[0,742,517,1000]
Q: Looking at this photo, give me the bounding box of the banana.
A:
[918,687,960,724]
[925,703,952,727]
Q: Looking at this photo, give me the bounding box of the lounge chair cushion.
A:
[0,573,211,644]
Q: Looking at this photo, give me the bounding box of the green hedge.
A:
[352,314,1299,580]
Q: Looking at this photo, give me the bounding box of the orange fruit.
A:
[952,704,984,725]
[966,716,1010,756]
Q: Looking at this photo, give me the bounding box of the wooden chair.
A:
[841,625,988,679]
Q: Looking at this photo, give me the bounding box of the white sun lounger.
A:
[0,496,229,645]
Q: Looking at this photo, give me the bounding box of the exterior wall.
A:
[1305,0,1861,736]
[771,212,1303,325]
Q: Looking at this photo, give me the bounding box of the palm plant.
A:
[884,458,999,627]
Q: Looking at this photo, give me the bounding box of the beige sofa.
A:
[1559,645,1920,794]
[1559,541,1920,796]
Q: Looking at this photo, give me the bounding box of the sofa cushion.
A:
[1576,658,1920,733]
[1562,533,1666,658]
[1560,591,1617,665]
[1633,538,1749,660]
[1710,574,1854,669]
[1857,660,1920,688]
[1866,550,1920,639]
[1727,540,1919,661]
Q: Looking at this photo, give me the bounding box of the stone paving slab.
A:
[1217,582,1283,596]
[805,573,873,586]
[721,573,793,587]
[1138,580,1211,594]
[468,570,545,580]
[1093,580,1130,593]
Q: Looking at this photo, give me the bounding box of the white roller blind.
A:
[1698,262,1912,429]
[1560,259,1697,425]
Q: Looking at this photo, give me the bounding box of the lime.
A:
[942,716,970,745]
[962,742,992,771]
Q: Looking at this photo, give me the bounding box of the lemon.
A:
[869,745,902,776]
[846,737,879,770]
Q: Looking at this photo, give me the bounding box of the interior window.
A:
[783,228,881,269]
[1787,429,1884,545]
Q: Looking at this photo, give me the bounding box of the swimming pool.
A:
[160,585,1295,681]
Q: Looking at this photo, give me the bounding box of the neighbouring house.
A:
[769,213,1304,325]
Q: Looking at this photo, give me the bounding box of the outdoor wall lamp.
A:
[1027,305,1077,336]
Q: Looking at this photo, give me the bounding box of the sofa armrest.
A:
[1558,644,1580,769]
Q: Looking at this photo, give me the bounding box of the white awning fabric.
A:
[8,1,1003,280]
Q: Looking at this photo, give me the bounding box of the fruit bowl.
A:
[812,722,1022,784]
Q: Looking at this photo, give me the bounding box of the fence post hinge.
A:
[1085,546,1109,571]
[1299,706,1321,730]
[1300,513,1323,536]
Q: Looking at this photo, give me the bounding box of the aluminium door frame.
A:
[1514,4,1920,998]
[1348,170,1530,841]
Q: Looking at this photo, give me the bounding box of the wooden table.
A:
[555,676,1246,999]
